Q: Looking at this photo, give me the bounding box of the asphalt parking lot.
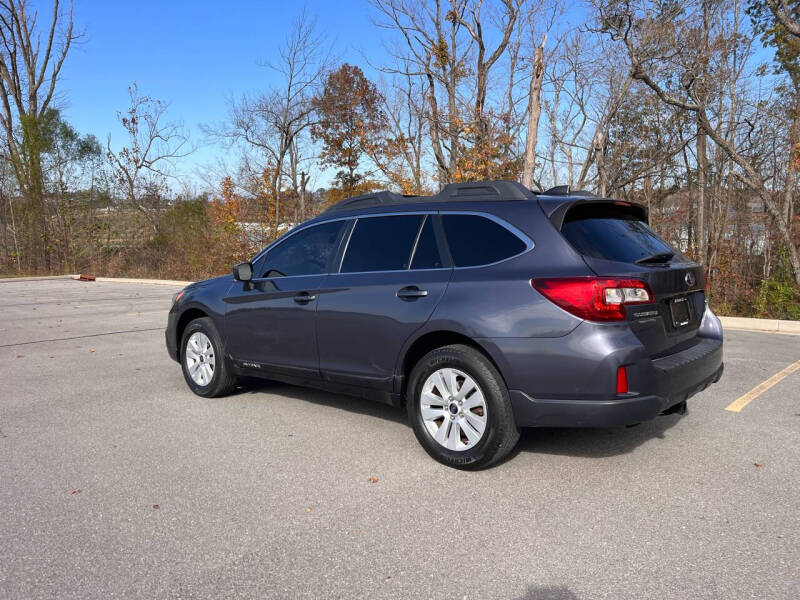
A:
[1,278,798,599]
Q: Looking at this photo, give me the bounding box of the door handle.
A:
[293,292,317,303]
[397,286,429,300]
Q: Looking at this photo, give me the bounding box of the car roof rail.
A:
[541,185,597,197]
[323,179,537,213]
[437,180,533,201]
[323,190,407,213]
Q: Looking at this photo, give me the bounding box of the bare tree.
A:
[522,34,545,189]
[456,0,519,154]
[364,64,431,193]
[106,85,190,235]
[372,0,533,185]
[765,0,800,38]
[372,0,468,184]
[595,0,800,287]
[0,0,77,270]
[205,9,328,234]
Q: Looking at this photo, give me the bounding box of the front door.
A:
[224,219,347,378]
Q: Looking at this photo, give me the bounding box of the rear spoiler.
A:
[538,198,649,230]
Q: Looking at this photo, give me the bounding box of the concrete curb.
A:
[67,275,193,286]
[0,275,76,283]
[719,316,800,335]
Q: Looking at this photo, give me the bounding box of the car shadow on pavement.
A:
[238,378,408,425]
[513,584,580,600]
[512,413,684,459]
[238,378,685,459]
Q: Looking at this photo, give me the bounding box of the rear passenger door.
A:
[315,213,452,391]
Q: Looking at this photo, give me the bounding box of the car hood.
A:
[184,274,234,291]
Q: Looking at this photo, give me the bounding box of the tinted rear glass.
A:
[442,214,526,267]
[410,216,444,269]
[561,204,678,264]
[341,215,423,272]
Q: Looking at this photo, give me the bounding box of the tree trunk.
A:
[696,121,707,265]
[424,71,449,187]
[522,37,545,190]
[299,171,308,222]
[784,92,800,226]
[593,130,607,197]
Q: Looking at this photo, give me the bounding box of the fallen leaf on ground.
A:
[71,489,81,495]
[88,349,95,353]
[14,355,23,358]
[754,463,762,468]
[368,477,378,484]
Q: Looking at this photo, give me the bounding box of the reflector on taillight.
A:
[531,277,653,322]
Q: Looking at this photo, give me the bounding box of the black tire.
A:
[180,317,238,397]
[407,344,520,470]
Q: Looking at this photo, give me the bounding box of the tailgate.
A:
[556,200,706,357]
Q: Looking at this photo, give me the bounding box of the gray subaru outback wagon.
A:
[166,180,723,469]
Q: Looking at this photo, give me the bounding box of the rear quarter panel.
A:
[396,201,593,386]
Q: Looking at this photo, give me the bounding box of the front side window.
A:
[441,214,527,267]
[261,220,345,277]
[340,215,423,273]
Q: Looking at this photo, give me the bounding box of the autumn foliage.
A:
[311,64,387,199]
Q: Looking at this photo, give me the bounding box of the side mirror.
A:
[233,262,253,282]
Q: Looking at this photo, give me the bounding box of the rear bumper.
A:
[482,306,725,428]
[510,361,723,428]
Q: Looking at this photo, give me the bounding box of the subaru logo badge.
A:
[685,272,696,287]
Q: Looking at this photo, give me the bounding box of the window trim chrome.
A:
[251,209,535,278]
[407,214,428,270]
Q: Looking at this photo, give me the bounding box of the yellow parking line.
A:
[725,359,800,413]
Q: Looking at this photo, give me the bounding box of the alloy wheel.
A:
[420,367,488,451]
[185,331,215,386]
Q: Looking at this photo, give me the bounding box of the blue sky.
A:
[44,1,778,193]
[58,0,387,187]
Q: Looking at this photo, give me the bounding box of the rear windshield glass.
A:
[561,204,678,264]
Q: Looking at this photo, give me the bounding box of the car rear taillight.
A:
[531,277,654,321]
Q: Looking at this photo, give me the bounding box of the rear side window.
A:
[341,215,423,273]
[261,220,344,277]
[410,216,444,270]
[561,204,679,264]
[441,214,527,267]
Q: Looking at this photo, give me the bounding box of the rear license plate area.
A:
[669,297,691,328]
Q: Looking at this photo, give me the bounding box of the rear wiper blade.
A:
[635,252,675,264]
